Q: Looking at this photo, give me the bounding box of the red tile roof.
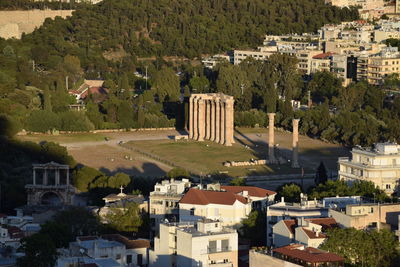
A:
[80,87,109,99]
[283,220,297,234]
[301,227,326,239]
[282,218,337,235]
[221,186,276,198]
[180,188,248,205]
[312,52,335,59]
[102,234,150,249]
[273,244,344,263]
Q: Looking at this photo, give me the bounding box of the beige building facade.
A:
[189,93,234,146]
[329,203,400,230]
[338,143,400,195]
[150,220,238,267]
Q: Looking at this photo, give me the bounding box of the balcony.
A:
[201,246,232,254]
[209,262,233,267]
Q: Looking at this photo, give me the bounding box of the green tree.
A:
[240,210,266,246]
[152,67,180,102]
[26,110,61,133]
[105,202,143,232]
[320,228,398,267]
[73,166,105,192]
[276,183,303,203]
[85,100,103,129]
[108,172,131,188]
[137,95,145,128]
[117,100,134,129]
[230,177,246,186]
[167,167,190,179]
[17,234,57,267]
[315,161,328,185]
[0,114,21,138]
[43,86,52,112]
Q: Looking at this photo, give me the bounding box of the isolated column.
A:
[215,100,221,143]
[268,113,277,164]
[224,100,234,146]
[197,98,205,141]
[292,118,300,168]
[220,101,226,145]
[210,100,216,141]
[189,97,194,139]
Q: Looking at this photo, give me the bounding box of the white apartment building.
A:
[338,142,400,195]
[150,179,191,235]
[272,217,337,248]
[179,188,252,227]
[266,195,329,246]
[233,46,277,65]
[150,220,238,267]
[202,54,231,69]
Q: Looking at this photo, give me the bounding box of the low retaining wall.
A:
[17,127,176,135]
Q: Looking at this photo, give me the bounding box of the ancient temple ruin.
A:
[189,93,235,146]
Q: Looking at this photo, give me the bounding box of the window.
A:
[190,208,195,216]
[116,254,121,260]
[208,240,217,253]
[137,254,143,265]
[127,255,132,264]
[386,184,391,189]
[221,239,230,251]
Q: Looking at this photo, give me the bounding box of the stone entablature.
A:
[189,93,234,146]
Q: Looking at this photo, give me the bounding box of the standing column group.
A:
[189,94,234,146]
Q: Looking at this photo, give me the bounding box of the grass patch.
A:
[124,139,298,177]
[17,133,108,144]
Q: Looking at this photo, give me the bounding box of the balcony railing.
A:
[201,246,232,254]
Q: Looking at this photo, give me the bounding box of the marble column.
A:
[224,100,234,146]
[33,168,36,185]
[268,113,277,164]
[189,97,194,139]
[210,100,216,141]
[66,169,70,185]
[292,118,300,168]
[220,102,226,145]
[197,98,205,141]
[205,100,211,140]
[193,97,199,140]
[55,169,60,185]
[215,100,221,143]
[43,169,48,185]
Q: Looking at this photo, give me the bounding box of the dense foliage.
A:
[320,228,399,267]
[0,0,358,134]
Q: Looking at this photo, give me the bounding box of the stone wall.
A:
[0,9,74,39]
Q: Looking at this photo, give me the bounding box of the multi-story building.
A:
[149,179,191,235]
[294,50,324,75]
[202,54,231,69]
[266,195,329,246]
[310,52,333,74]
[329,203,400,230]
[367,49,400,85]
[338,142,400,195]
[272,217,337,248]
[233,46,277,65]
[179,188,252,227]
[150,220,238,267]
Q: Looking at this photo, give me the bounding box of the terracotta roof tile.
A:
[101,234,150,249]
[180,188,248,205]
[273,244,344,263]
[307,218,338,231]
[301,227,326,239]
[283,220,297,234]
[221,186,276,197]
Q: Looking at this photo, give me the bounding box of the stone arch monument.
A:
[25,162,76,206]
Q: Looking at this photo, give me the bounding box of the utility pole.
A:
[65,76,69,90]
